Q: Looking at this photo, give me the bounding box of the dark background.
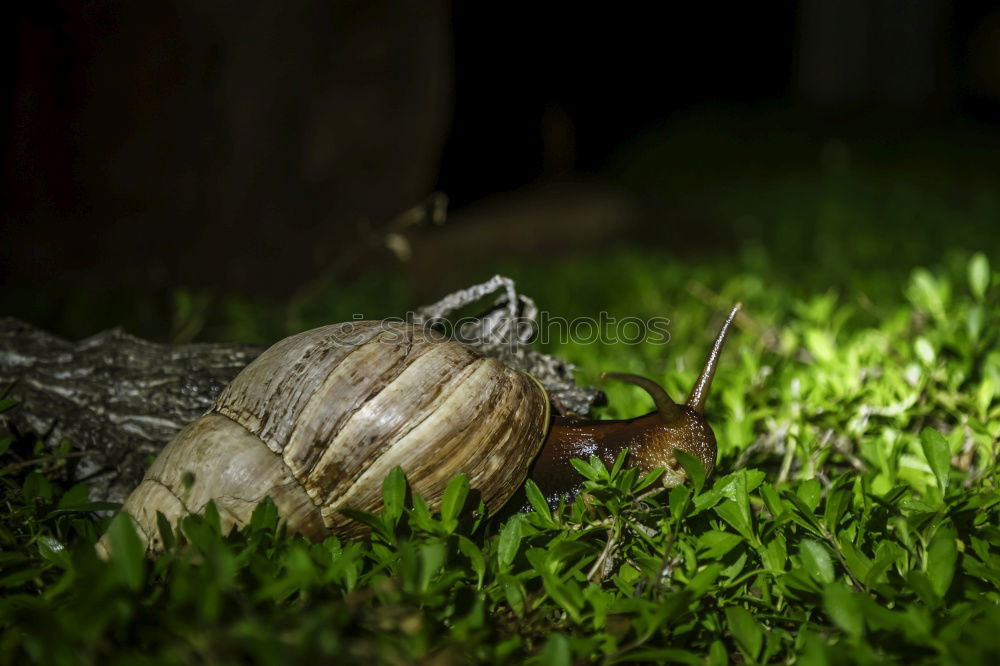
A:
[3,1,999,336]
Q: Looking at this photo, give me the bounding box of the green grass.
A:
[2,247,998,664]
[2,128,1000,663]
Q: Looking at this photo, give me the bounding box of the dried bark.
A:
[0,318,260,503]
[411,274,604,415]
[1,278,603,503]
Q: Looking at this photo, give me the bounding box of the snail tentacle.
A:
[600,372,682,423]
[686,303,742,414]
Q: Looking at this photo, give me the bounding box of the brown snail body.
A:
[102,305,740,553]
[529,304,737,504]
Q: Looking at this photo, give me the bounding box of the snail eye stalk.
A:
[686,303,742,414]
[600,372,681,422]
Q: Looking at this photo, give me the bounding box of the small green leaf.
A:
[523,479,553,524]
[926,523,958,599]
[22,472,54,502]
[797,479,822,512]
[675,449,706,494]
[249,496,279,533]
[610,447,629,478]
[0,568,43,588]
[533,632,571,666]
[699,530,743,559]
[822,480,851,531]
[499,573,527,615]
[541,574,583,623]
[919,428,950,495]
[799,539,835,584]
[967,305,984,342]
[906,570,940,606]
[439,473,469,527]
[569,457,600,481]
[407,493,438,534]
[587,455,609,479]
[708,640,729,666]
[714,499,754,542]
[725,606,763,660]
[156,511,176,551]
[457,535,485,588]
[975,377,996,422]
[687,563,723,597]
[56,484,89,509]
[635,467,665,492]
[804,329,837,364]
[339,508,390,541]
[838,539,873,585]
[418,542,445,592]
[866,542,903,586]
[907,268,949,321]
[497,516,524,571]
[763,535,788,572]
[106,512,146,591]
[759,483,786,519]
[37,536,72,569]
[669,484,692,522]
[382,466,406,525]
[968,252,990,301]
[823,582,864,638]
[203,500,221,535]
[914,337,935,366]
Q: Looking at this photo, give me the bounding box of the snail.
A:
[100,303,740,554]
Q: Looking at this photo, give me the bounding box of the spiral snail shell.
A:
[102,304,740,554]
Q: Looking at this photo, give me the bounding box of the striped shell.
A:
[115,320,550,550]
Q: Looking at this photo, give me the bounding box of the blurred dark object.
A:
[436,3,798,207]
[290,181,640,305]
[796,0,1000,115]
[5,0,1000,313]
[1,0,451,295]
[965,8,1000,106]
[797,0,947,107]
[0,277,603,503]
[402,181,638,298]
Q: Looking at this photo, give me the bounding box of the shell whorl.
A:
[123,320,549,545]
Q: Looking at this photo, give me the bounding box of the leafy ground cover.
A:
[2,247,998,664]
[2,129,999,663]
